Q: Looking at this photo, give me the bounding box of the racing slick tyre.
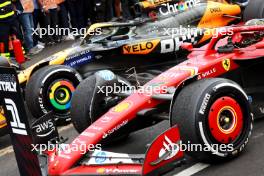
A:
[25,65,82,120]
[71,70,131,142]
[171,78,253,163]
[243,0,264,21]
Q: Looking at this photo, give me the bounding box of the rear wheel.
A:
[171,78,253,162]
[25,65,82,119]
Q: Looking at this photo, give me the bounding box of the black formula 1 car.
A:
[1,19,264,175]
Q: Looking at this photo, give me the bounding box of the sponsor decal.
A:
[210,7,221,13]
[4,98,27,135]
[0,74,17,92]
[123,40,159,55]
[32,119,55,137]
[96,70,115,81]
[112,101,132,113]
[161,36,197,53]
[89,150,134,165]
[199,93,211,115]
[159,0,200,16]
[158,66,198,80]
[222,59,231,71]
[0,81,16,92]
[171,66,198,75]
[198,68,216,79]
[95,151,107,164]
[103,120,128,139]
[97,168,139,174]
[64,50,93,67]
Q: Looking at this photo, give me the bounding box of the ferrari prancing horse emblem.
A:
[222,59,231,71]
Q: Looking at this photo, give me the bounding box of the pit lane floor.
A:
[0,41,264,176]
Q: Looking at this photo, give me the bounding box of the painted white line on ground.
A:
[173,163,210,176]
[0,124,73,158]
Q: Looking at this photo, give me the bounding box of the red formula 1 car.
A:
[2,20,264,175]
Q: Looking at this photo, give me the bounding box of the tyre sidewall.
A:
[243,0,264,21]
[194,80,253,158]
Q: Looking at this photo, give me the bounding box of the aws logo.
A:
[123,40,160,55]
[32,119,55,137]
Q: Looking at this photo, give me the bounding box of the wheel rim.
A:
[208,96,243,144]
[49,80,75,111]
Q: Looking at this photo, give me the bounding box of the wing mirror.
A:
[181,43,193,51]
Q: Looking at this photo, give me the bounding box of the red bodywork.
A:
[47,25,264,175]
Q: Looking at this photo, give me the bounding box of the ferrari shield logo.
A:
[112,101,132,113]
[222,59,231,71]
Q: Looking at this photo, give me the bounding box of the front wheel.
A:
[25,65,82,119]
[71,70,131,143]
[71,70,131,133]
[171,78,253,162]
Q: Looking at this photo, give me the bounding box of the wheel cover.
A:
[208,96,243,144]
[49,80,75,111]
